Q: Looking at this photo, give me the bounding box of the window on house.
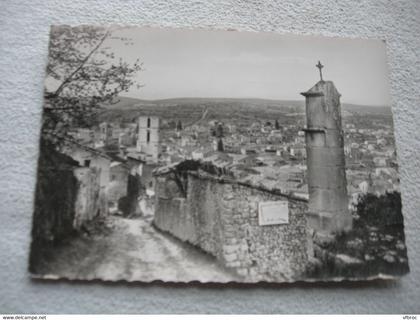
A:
[84,160,91,167]
[147,130,150,143]
[147,117,151,128]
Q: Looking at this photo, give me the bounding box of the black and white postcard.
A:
[30,26,409,283]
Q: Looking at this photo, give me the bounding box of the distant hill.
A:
[342,103,392,116]
[97,96,392,124]
[102,96,305,110]
[102,96,146,109]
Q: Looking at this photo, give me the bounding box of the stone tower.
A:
[137,116,160,163]
[301,79,352,233]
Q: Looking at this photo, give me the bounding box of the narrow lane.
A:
[40,214,240,283]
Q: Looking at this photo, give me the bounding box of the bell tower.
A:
[137,116,160,163]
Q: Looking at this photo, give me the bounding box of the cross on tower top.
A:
[316,60,324,81]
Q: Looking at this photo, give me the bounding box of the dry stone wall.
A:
[154,169,310,282]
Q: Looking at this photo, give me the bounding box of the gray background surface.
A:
[0,0,419,314]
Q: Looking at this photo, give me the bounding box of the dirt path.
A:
[39,215,240,283]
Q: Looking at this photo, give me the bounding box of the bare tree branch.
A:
[42,26,143,148]
[53,30,110,97]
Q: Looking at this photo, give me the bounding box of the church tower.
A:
[137,116,160,163]
[301,62,352,233]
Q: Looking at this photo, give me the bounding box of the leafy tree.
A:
[42,25,143,147]
[355,191,403,228]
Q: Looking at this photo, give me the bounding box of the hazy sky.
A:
[104,27,391,106]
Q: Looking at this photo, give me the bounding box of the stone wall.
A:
[73,167,104,229]
[154,168,310,282]
[30,144,107,274]
[32,166,79,244]
[31,143,106,246]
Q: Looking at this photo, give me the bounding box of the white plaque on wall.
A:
[258,201,289,226]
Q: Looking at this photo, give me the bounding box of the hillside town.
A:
[65,103,399,216]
